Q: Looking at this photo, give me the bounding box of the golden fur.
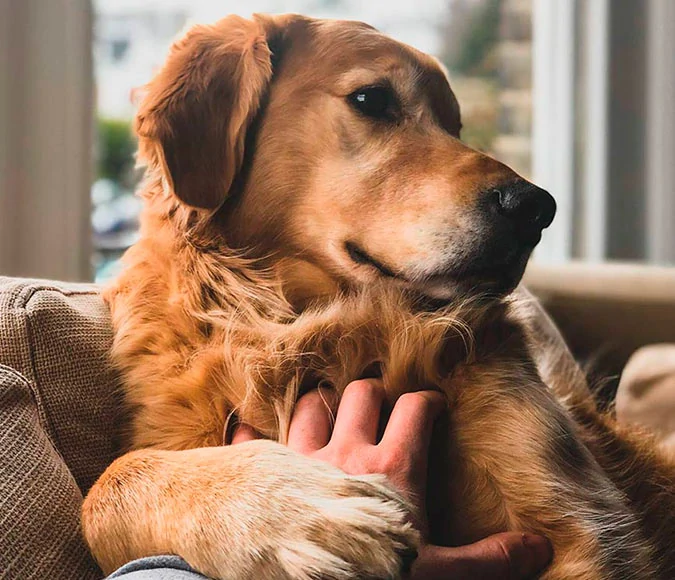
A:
[82,14,675,580]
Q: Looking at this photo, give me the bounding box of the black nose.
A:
[494,181,556,234]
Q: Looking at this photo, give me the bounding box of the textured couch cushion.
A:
[0,277,121,579]
[0,365,100,578]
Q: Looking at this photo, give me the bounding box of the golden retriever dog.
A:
[82,13,675,580]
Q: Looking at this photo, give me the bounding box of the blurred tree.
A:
[458,106,498,151]
[96,118,137,187]
[437,0,504,154]
[440,0,502,78]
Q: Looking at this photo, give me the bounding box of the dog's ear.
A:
[135,15,296,211]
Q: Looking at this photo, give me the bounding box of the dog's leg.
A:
[82,440,419,580]
[432,360,657,580]
[513,292,675,577]
[514,287,594,408]
[570,405,675,579]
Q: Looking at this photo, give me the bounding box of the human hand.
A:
[232,379,552,579]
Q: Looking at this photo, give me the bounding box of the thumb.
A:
[411,533,552,580]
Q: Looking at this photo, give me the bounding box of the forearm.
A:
[82,445,259,575]
[82,448,196,574]
[83,439,418,580]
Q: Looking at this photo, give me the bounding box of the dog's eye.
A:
[348,87,397,120]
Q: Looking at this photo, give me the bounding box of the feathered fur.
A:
[82,13,675,580]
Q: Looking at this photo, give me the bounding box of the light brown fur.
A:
[82,14,675,580]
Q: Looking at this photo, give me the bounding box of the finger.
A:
[331,379,385,446]
[288,388,337,454]
[379,391,446,461]
[411,533,552,580]
[231,423,262,445]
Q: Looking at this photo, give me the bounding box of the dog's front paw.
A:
[273,475,419,580]
[193,441,420,580]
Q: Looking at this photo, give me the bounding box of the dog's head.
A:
[136,14,555,303]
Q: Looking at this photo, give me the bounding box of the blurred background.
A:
[0,0,673,282]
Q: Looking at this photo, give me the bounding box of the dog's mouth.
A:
[344,240,530,301]
[345,241,399,279]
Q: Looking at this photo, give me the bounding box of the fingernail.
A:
[522,533,553,572]
[222,413,239,445]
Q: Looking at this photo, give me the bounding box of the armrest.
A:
[0,276,120,578]
[0,364,102,579]
[524,262,675,374]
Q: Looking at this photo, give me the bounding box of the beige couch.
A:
[0,277,118,579]
[525,262,675,375]
[1,265,674,579]
[525,262,675,440]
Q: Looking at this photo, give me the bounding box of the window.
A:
[93,3,191,280]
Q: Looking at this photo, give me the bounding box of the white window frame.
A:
[531,0,578,264]
[532,0,674,265]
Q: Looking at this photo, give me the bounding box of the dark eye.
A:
[348,86,397,120]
